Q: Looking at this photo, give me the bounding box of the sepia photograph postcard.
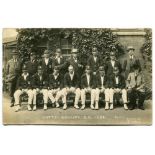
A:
[2,28,152,125]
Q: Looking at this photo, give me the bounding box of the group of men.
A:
[5,46,146,112]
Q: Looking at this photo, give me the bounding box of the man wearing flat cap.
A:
[32,66,49,111]
[5,50,22,107]
[52,48,68,76]
[87,47,101,75]
[105,51,122,76]
[68,48,84,77]
[14,65,33,112]
[40,50,53,76]
[123,46,141,78]
[25,52,39,76]
[80,65,96,110]
[95,66,110,110]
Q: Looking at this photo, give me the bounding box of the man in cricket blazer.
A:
[14,65,33,112]
[107,67,128,110]
[67,48,84,77]
[80,65,96,110]
[61,65,81,110]
[48,66,64,108]
[87,47,101,75]
[95,66,111,110]
[40,50,53,76]
[105,51,122,76]
[32,66,49,111]
[52,48,68,76]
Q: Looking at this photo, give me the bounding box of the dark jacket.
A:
[25,59,39,76]
[108,74,126,89]
[87,55,101,72]
[16,74,32,90]
[64,72,80,88]
[81,73,96,89]
[95,73,108,89]
[40,58,53,75]
[32,73,49,89]
[49,73,63,89]
[123,56,141,78]
[105,60,122,76]
[68,56,84,75]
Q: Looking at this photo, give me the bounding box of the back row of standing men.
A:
[6,46,145,112]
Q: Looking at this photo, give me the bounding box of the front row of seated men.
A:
[14,63,145,112]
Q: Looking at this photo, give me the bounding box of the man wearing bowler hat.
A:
[32,66,49,110]
[80,65,96,110]
[40,50,53,76]
[107,67,128,110]
[95,66,110,110]
[14,65,33,112]
[6,49,22,107]
[52,48,68,76]
[123,46,141,78]
[25,52,39,76]
[87,47,101,75]
[48,66,64,108]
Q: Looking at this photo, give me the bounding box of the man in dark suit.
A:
[52,48,68,75]
[25,52,39,76]
[123,46,141,78]
[105,51,122,76]
[87,47,101,75]
[6,50,23,107]
[68,48,84,77]
[108,67,128,110]
[14,65,33,112]
[48,66,64,108]
[81,66,96,110]
[95,66,110,110]
[32,66,49,111]
[40,50,53,76]
[61,65,81,110]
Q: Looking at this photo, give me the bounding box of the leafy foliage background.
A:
[16,28,125,64]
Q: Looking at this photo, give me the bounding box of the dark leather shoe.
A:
[129,106,135,110]
[139,106,145,110]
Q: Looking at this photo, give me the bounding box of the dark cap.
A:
[110,51,115,56]
[54,66,59,70]
[43,50,50,55]
[99,66,105,71]
[56,48,62,53]
[92,47,98,52]
[38,66,43,70]
[30,52,36,56]
[127,46,135,51]
[85,65,91,70]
